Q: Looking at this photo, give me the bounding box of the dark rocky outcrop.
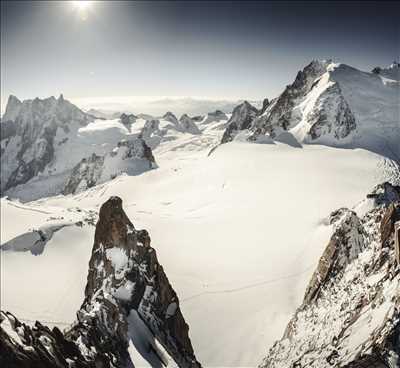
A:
[179,114,201,134]
[163,112,180,126]
[0,311,98,368]
[303,208,365,305]
[63,153,105,195]
[258,98,270,116]
[120,113,137,126]
[0,197,201,367]
[191,115,204,123]
[221,101,258,143]
[380,202,400,247]
[63,139,155,195]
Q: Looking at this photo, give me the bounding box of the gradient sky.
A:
[1,1,399,110]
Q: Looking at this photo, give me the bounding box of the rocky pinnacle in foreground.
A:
[0,196,201,368]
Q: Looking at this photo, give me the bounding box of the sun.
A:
[71,1,93,10]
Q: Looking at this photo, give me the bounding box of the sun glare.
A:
[71,1,92,10]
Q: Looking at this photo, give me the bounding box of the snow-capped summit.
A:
[220,60,400,159]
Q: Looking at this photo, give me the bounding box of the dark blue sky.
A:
[1,1,399,108]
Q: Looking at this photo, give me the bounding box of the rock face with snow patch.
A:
[251,60,330,139]
[260,182,400,368]
[0,196,201,367]
[163,111,180,126]
[63,138,155,194]
[221,101,259,143]
[307,83,356,141]
[179,114,201,134]
[120,113,137,127]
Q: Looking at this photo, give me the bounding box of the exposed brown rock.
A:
[380,203,400,247]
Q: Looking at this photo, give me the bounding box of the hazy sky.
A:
[1,1,399,110]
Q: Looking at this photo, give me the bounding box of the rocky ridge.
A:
[0,95,95,193]
[220,60,400,158]
[63,138,155,195]
[260,182,400,368]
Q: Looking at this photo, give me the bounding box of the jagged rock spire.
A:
[82,196,201,367]
[0,197,201,367]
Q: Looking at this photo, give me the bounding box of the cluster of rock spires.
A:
[0,95,157,198]
[0,196,201,367]
[0,95,95,193]
[260,182,400,368]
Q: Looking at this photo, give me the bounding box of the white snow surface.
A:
[1,130,394,366]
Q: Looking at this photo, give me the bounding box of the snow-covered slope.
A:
[222,60,400,160]
[1,136,397,366]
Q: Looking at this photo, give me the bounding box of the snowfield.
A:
[1,135,394,366]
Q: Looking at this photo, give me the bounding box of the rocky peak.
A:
[120,113,137,126]
[250,60,330,139]
[2,95,22,122]
[0,197,201,367]
[258,98,270,116]
[179,114,201,134]
[163,111,179,125]
[80,196,201,367]
[221,100,258,143]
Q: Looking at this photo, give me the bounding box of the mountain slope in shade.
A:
[260,182,400,368]
[221,61,400,160]
[0,196,200,368]
[0,95,95,193]
[63,138,156,195]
